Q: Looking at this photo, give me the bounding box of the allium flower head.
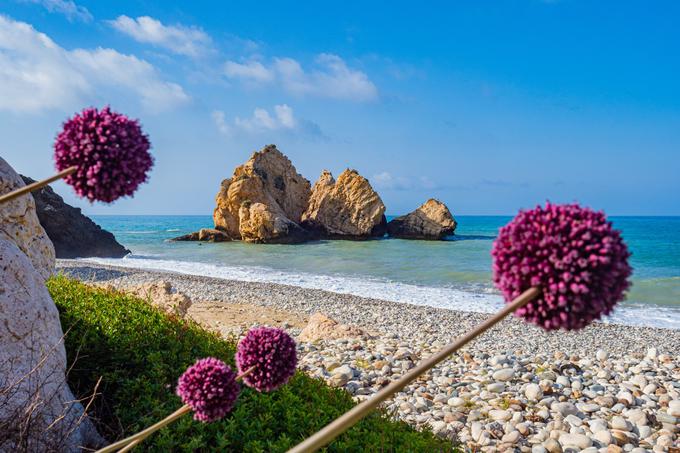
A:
[176,357,240,422]
[492,202,632,331]
[54,106,153,203]
[236,327,297,392]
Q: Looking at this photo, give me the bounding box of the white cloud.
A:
[222,53,377,102]
[22,0,92,22]
[223,59,274,83]
[373,172,441,191]
[0,15,190,113]
[213,104,298,135]
[372,172,413,190]
[108,15,212,58]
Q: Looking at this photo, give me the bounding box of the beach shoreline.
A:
[56,260,680,450]
[56,259,679,356]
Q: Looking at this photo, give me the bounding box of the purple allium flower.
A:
[176,357,240,422]
[492,202,632,331]
[235,327,297,392]
[54,106,153,203]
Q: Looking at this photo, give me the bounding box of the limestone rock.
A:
[302,169,387,239]
[123,281,192,318]
[387,198,456,240]
[0,158,55,279]
[213,145,311,242]
[172,228,231,242]
[0,238,103,451]
[20,175,130,258]
[299,313,368,342]
[238,202,310,244]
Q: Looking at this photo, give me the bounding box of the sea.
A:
[81,215,680,330]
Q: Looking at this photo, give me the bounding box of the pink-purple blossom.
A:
[176,357,240,422]
[236,327,297,392]
[492,202,632,330]
[54,106,153,203]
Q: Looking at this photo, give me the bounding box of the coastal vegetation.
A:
[47,275,455,452]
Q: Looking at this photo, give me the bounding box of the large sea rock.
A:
[21,176,129,258]
[213,145,311,243]
[1,158,104,451]
[387,198,457,240]
[302,169,387,239]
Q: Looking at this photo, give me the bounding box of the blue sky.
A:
[1,0,679,216]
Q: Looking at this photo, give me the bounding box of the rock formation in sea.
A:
[212,144,311,243]
[302,169,387,239]
[386,198,456,240]
[20,176,129,258]
[173,228,231,242]
[0,158,104,451]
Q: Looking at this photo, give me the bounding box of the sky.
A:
[1,0,679,216]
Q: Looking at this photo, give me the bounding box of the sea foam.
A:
[79,255,680,330]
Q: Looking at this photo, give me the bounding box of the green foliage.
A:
[48,276,457,452]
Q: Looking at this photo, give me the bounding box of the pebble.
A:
[558,433,592,449]
[526,383,544,401]
[492,368,515,381]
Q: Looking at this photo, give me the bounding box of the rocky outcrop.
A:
[301,169,387,239]
[238,201,310,244]
[0,158,55,279]
[172,228,231,242]
[387,199,456,240]
[1,159,103,451]
[99,281,192,318]
[20,175,129,258]
[213,145,311,243]
[298,313,368,342]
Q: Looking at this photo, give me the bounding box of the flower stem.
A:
[0,166,77,204]
[96,365,258,452]
[287,287,541,453]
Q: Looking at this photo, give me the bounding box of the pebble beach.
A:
[57,260,680,452]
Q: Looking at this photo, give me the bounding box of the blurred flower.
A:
[54,106,153,202]
[492,202,631,330]
[236,327,297,392]
[176,357,240,422]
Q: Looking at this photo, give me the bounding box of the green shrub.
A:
[48,276,456,452]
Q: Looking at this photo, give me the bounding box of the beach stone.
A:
[302,169,386,239]
[543,438,563,453]
[552,402,578,416]
[493,368,515,381]
[0,238,103,451]
[611,416,630,431]
[213,144,312,243]
[394,348,414,360]
[558,433,592,449]
[596,350,608,361]
[593,429,613,446]
[386,198,456,240]
[299,312,366,341]
[488,382,506,393]
[526,383,544,401]
[0,157,55,279]
[448,397,465,408]
[668,400,680,417]
[489,409,512,421]
[532,447,547,453]
[502,430,521,443]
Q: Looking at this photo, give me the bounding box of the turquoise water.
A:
[85,215,680,329]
